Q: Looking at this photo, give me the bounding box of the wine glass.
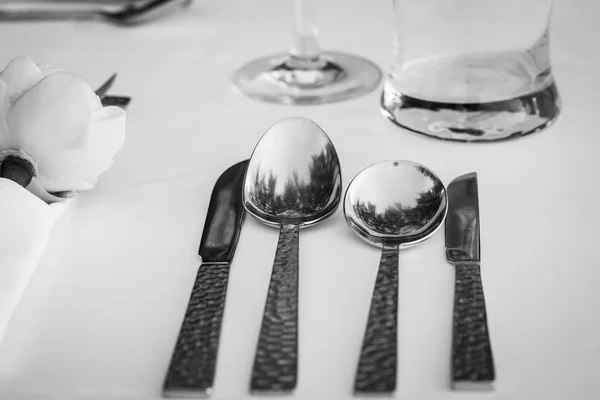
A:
[233,0,382,105]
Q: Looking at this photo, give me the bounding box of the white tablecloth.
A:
[0,0,599,399]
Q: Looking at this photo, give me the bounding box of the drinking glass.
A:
[381,0,560,142]
[234,0,382,105]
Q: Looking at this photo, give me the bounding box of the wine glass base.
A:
[234,51,382,105]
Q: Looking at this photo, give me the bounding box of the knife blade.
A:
[163,160,248,398]
[446,172,495,391]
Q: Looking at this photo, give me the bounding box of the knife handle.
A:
[100,95,131,109]
[452,263,495,390]
[353,246,398,395]
[250,224,299,394]
[163,263,231,397]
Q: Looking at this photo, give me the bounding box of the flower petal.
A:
[86,90,103,112]
[32,108,124,193]
[8,71,93,155]
[0,79,5,108]
[37,64,64,77]
[2,61,125,194]
[0,57,43,101]
[26,176,74,203]
[32,106,124,193]
[37,63,102,111]
[0,79,9,149]
[35,150,113,192]
[89,106,126,157]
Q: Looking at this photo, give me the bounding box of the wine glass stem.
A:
[291,0,321,61]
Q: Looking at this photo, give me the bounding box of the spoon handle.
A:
[250,224,299,394]
[354,246,398,394]
[451,263,495,390]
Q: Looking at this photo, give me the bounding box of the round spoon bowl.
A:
[344,159,447,249]
[343,159,448,395]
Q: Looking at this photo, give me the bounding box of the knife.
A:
[163,160,248,398]
[94,74,131,110]
[446,172,495,390]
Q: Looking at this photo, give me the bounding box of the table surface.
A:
[0,0,599,399]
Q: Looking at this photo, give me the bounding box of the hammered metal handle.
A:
[354,246,398,394]
[163,263,231,397]
[250,224,299,394]
[452,263,495,390]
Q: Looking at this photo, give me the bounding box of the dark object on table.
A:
[242,117,342,394]
[343,160,447,395]
[100,95,131,108]
[0,0,192,25]
[163,160,248,398]
[446,172,495,390]
[95,73,131,110]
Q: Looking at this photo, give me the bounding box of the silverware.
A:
[243,117,342,394]
[0,0,191,25]
[95,73,117,98]
[100,95,131,108]
[95,73,131,109]
[163,160,248,398]
[343,160,447,395]
[446,172,495,390]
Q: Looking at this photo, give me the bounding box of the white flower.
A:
[0,57,126,202]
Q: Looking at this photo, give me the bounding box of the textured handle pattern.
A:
[354,246,399,394]
[163,263,231,397]
[250,224,299,394]
[452,263,495,390]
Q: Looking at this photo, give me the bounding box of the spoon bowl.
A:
[243,117,341,394]
[344,160,447,248]
[343,160,447,395]
[244,117,342,227]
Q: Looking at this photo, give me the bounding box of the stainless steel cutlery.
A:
[242,117,342,394]
[163,160,248,398]
[163,135,494,396]
[344,160,448,395]
[0,0,190,25]
[95,73,131,109]
[446,172,495,390]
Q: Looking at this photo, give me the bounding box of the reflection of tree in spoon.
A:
[249,143,340,217]
[353,168,445,235]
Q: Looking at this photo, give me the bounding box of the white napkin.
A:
[0,178,70,343]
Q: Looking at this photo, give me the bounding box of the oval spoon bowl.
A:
[243,117,342,228]
[243,117,342,394]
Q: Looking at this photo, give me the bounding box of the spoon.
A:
[0,0,191,25]
[343,160,447,394]
[243,117,342,394]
